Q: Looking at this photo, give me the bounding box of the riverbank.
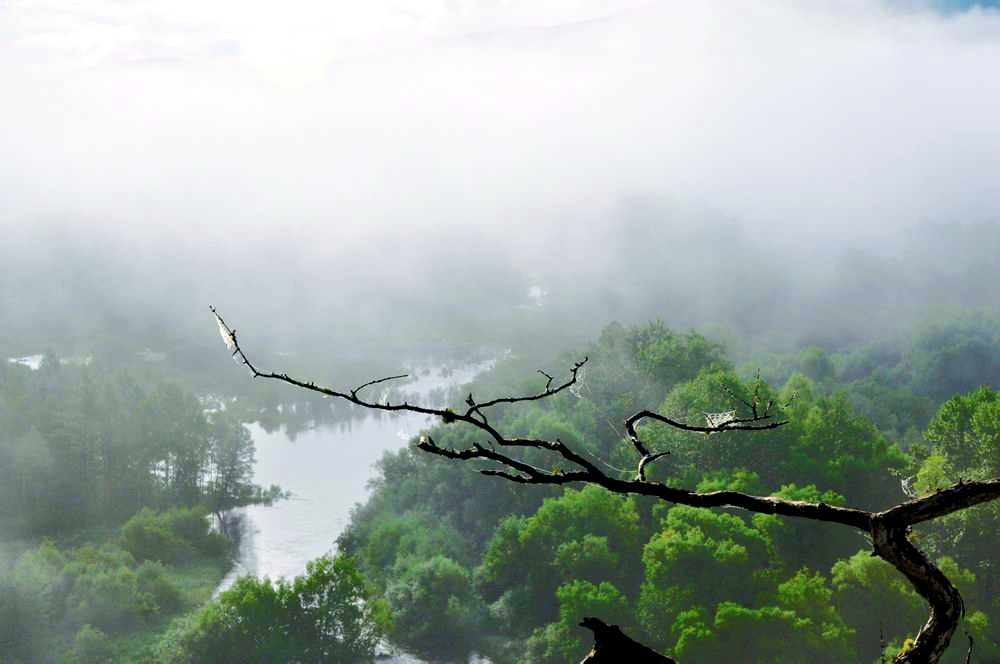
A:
[216,358,495,592]
[0,512,232,664]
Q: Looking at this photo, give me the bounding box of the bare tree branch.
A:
[464,357,588,421]
[879,479,1000,527]
[351,374,409,399]
[210,306,1000,664]
[624,408,788,481]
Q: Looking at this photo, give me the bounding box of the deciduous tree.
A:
[212,307,1000,663]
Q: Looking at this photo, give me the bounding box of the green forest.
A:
[4,296,1000,662]
[0,355,287,662]
[6,1,1000,661]
[329,313,1000,663]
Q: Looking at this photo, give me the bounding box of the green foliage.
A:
[121,508,226,564]
[122,509,194,564]
[643,366,776,483]
[0,361,275,536]
[0,567,47,662]
[520,580,633,664]
[64,561,153,633]
[477,486,641,632]
[1,310,974,662]
[137,561,183,615]
[172,554,390,664]
[798,346,834,382]
[385,555,485,660]
[206,416,258,514]
[670,571,853,663]
[925,386,1000,477]
[910,313,1000,398]
[910,387,1000,648]
[914,454,952,494]
[832,550,932,659]
[780,390,907,509]
[751,484,855,573]
[552,535,619,584]
[674,598,851,664]
[330,314,1000,661]
[558,581,631,658]
[638,505,778,646]
[2,510,229,662]
[625,321,729,387]
[522,621,578,664]
[695,469,764,494]
[67,624,113,664]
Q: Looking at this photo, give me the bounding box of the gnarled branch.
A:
[211,306,999,664]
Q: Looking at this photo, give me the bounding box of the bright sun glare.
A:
[223,0,340,87]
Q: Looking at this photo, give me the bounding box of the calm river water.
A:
[215,360,495,662]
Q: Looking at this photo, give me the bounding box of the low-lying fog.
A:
[2,0,999,355]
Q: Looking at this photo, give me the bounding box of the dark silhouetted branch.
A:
[351,374,409,399]
[210,306,1000,664]
[579,617,677,664]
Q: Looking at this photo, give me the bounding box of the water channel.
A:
[215,359,496,662]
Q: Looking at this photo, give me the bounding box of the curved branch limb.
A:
[213,307,515,436]
[625,411,653,458]
[870,518,964,664]
[625,408,788,465]
[211,308,1000,663]
[881,479,1000,527]
[636,451,671,482]
[626,409,789,437]
[351,374,409,399]
[465,357,588,420]
[579,617,678,663]
[628,482,872,530]
[721,382,757,416]
[419,440,875,530]
[538,369,554,390]
[212,311,870,532]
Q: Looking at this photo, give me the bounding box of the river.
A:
[215,359,496,662]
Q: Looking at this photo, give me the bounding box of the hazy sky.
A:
[1,0,656,73]
[3,0,1000,252]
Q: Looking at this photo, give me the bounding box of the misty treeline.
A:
[0,356,286,662]
[2,207,1000,662]
[6,308,999,663]
[0,355,279,534]
[4,202,999,367]
[329,315,1000,663]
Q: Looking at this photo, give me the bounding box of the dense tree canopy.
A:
[214,308,1000,664]
[161,554,390,664]
[0,358,276,535]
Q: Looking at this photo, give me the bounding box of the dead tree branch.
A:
[579,617,677,664]
[210,306,1000,664]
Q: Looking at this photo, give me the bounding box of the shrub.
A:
[122,509,192,564]
[137,560,183,614]
[172,555,390,663]
[67,624,112,664]
[121,508,225,564]
[65,566,153,633]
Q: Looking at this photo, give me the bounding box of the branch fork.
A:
[211,306,1000,663]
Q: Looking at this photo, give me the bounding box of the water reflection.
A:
[216,359,493,589]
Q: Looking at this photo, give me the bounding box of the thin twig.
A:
[351,374,409,399]
[210,306,1000,664]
